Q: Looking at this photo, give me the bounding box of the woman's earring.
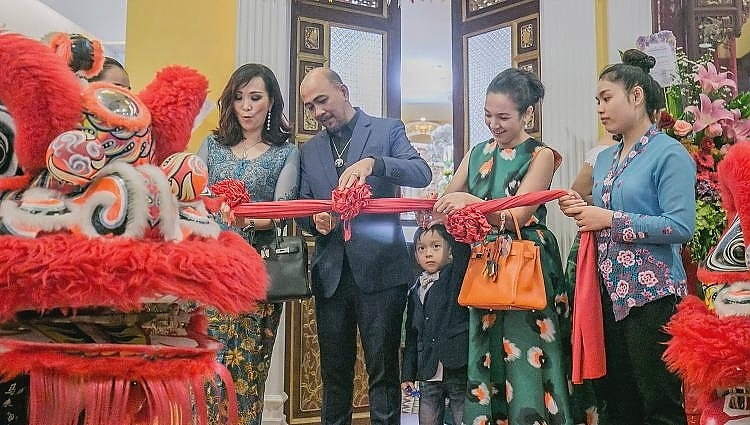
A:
[266,110,271,131]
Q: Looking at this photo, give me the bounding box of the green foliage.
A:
[686,199,726,264]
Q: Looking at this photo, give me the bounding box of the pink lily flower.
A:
[729,115,750,141]
[684,94,734,133]
[695,62,737,94]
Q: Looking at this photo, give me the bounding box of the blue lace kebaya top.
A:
[591,128,696,321]
[198,134,299,203]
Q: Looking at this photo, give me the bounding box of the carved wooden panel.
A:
[463,0,535,20]
[284,298,371,424]
[297,59,325,136]
[516,16,538,55]
[299,0,387,17]
[452,1,540,164]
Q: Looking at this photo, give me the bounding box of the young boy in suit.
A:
[401,224,469,425]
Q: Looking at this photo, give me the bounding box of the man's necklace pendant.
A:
[335,158,344,168]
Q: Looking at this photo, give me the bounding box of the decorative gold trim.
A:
[595,0,608,73]
[296,58,327,136]
[299,0,388,19]
[595,0,608,136]
[284,298,372,423]
[462,0,536,22]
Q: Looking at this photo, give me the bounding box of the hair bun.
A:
[620,49,656,73]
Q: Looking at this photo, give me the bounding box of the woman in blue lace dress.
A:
[197,63,299,425]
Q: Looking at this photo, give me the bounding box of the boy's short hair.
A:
[413,223,455,249]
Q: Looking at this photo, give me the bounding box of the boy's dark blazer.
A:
[401,249,470,382]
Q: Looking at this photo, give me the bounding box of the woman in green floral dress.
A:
[434,68,573,425]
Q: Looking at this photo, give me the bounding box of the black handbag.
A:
[248,224,312,303]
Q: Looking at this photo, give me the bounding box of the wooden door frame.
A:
[289,1,401,138]
[451,0,539,165]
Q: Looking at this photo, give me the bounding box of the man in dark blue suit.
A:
[298,67,431,425]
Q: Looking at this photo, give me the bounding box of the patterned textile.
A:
[202,135,299,203]
[0,376,28,425]
[206,304,283,425]
[200,135,299,425]
[463,138,573,424]
[591,127,695,321]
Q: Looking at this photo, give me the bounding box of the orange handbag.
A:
[458,212,547,310]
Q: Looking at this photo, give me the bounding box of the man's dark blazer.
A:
[401,261,470,382]
[298,110,432,297]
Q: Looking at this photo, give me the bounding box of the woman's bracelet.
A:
[242,219,255,232]
[498,210,507,231]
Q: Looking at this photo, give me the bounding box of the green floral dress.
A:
[206,303,282,425]
[463,138,573,425]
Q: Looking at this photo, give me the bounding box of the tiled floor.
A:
[401,413,419,425]
[401,392,420,424]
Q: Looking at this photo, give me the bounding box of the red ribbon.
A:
[231,186,567,242]
[210,179,251,208]
[445,207,491,244]
[444,189,569,243]
[571,231,606,383]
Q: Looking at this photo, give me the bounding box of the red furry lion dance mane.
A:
[664,142,750,424]
[0,31,267,425]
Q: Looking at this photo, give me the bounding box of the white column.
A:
[607,0,653,65]
[236,2,292,424]
[237,0,293,102]
[261,310,288,425]
[540,0,653,259]
[539,0,600,259]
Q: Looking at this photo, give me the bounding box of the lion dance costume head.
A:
[0,31,267,425]
[664,141,750,424]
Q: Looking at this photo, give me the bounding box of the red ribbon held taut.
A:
[231,186,568,243]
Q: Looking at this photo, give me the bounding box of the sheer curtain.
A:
[236,2,292,424]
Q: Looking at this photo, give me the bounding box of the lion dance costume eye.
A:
[0,31,267,425]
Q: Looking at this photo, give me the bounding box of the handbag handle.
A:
[504,210,523,240]
[247,220,287,248]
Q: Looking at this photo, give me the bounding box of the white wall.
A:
[540,0,600,259]
[541,0,653,259]
[0,0,92,38]
[36,0,127,62]
[607,0,653,65]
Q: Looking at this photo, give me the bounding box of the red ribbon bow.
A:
[331,184,372,241]
[210,179,251,208]
[445,207,492,244]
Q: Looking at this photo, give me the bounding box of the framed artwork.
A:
[298,60,325,135]
[300,21,325,56]
[517,57,539,77]
[517,17,538,55]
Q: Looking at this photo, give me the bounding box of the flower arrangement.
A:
[659,49,750,264]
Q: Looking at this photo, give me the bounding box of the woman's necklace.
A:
[332,138,352,168]
[236,138,263,160]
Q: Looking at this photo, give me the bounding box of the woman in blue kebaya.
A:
[559,49,695,425]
